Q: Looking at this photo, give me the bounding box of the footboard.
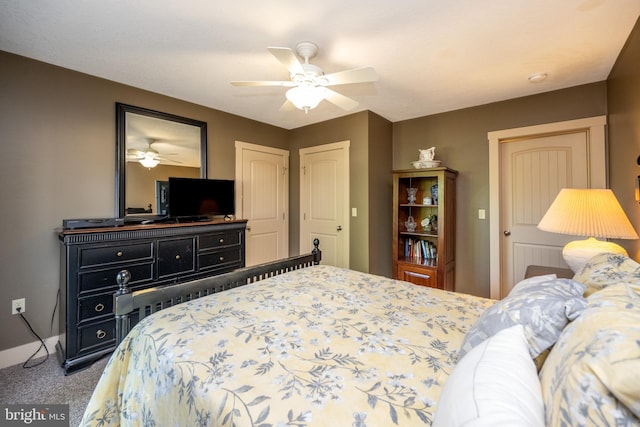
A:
[114,239,320,344]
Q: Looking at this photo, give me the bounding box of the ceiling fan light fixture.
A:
[285,85,325,113]
[139,157,159,168]
[231,43,376,113]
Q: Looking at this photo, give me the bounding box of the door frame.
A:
[488,116,606,299]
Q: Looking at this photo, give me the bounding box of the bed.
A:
[80,250,640,427]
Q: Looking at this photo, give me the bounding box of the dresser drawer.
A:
[79,242,153,267]
[200,231,241,250]
[78,293,112,323]
[78,319,115,354]
[158,238,196,278]
[199,247,242,271]
[79,263,154,294]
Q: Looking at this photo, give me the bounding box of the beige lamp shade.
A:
[537,188,639,272]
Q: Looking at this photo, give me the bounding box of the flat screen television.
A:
[168,177,235,219]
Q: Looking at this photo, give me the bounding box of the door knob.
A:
[337,225,343,231]
[503,230,511,236]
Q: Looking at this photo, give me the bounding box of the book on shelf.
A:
[404,238,437,261]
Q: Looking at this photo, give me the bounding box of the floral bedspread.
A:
[80,265,493,427]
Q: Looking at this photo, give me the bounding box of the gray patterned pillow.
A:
[459,277,587,360]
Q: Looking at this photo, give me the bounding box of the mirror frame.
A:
[115,103,208,218]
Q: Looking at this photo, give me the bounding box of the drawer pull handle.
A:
[219,256,225,261]
[96,329,107,340]
[117,251,123,257]
[175,254,181,260]
[94,303,105,312]
[219,238,225,243]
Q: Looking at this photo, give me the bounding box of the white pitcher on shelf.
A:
[418,147,436,161]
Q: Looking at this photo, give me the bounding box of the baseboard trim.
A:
[0,336,59,369]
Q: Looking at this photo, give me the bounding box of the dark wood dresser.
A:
[56,219,247,374]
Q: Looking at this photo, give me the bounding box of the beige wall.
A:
[0,51,288,351]
[287,112,372,273]
[367,112,393,277]
[608,18,640,260]
[2,15,639,352]
[392,82,608,297]
[286,111,393,276]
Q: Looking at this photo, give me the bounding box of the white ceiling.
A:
[2,1,639,130]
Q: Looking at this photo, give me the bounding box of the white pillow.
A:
[433,325,544,427]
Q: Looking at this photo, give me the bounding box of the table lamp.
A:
[537,188,639,272]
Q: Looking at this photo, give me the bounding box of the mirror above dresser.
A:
[115,103,208,217]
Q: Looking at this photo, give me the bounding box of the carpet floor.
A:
[0,354,108,427]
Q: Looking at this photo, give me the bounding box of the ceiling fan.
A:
[126,139,181,168]
[231,42,378,113]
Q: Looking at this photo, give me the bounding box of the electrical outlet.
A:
[12,298,25,315]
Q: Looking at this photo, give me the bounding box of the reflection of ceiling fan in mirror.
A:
[126,139,182,169]
[231,42,378,113]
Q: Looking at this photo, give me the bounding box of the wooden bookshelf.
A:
[392,168,457,290]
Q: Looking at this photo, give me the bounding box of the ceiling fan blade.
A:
[157,157,182,164]
[268,47,305,75]
[324,88,359,111]
[322,66,378,86]
[230,80,295,87]
[126,149,144,159]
